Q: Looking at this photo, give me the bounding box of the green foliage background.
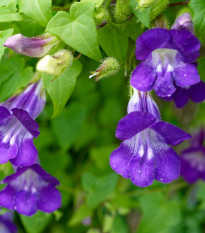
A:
[0,0,205,232]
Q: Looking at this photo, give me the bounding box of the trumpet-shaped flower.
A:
[0,80,45,166]
[0,164,61,216]
[110,89,191,187]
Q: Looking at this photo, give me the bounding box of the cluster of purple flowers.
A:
[110,13,205,187]
[0,34,62,219]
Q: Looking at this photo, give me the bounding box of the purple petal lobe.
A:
[12,108,39,137]
[171,13,194,34]
[116,111,156,140]
[0,106,11,122]
[174,63,200,87]
[155,147,180,183]
[151,121,191,146]
[0,142,17,163]
[136,29,171,60]
[173,87,189,108]
[0,186,15,210]
[129,154,155,187]
[153,71,176,97]
[10,138,37,166]
[131,61,156,91]
[15,191,38,216]
[189,81,205,103]
[38,185,61,213]
[110,143,133,178]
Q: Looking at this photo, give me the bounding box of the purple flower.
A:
[4,33,59,57]
[0,164,61,216]
[0,80,46,166]
[130,27,200,98]
[163,81,205,108]
[109,89,191,187]
[181,130,205,183]
[171,13,194,34]
[0,212,17,233]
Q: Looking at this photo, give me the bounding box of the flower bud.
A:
[89,57,120,81]
[152,15,169,29]
[37,50,73,76]
[171,12,194,34]
[150,0,169,21]
[94,7,109,26]
[114,0,131,24]
[4,33,59,57]
[138,0,157,8]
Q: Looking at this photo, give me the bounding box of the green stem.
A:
[169,0,190,7]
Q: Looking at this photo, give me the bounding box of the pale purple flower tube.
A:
[0,80,46,166]
[4,33,59,57]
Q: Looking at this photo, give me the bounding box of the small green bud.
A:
[94,7,109,25]
[89,57,120,81]
[114,0,131,24]
[37,50,73,76]
[152,15,169,29]
[150,0,169,21]
[138,0,157,8]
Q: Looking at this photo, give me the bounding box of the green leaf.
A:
[68,204,92,226]
[81,0,104,8]
[18,0,52,26]
[0,56,33,101]
[137,192,181,233]
[52,103,87,150]
[42,60,82,117]
[98,24,128,61]
[46,2,102,61]
[20,211,52,233]
[82,172,118,208]
[111,215,128,233]
[129,0,151,28]
[190,0,205,35]
[0,28,13,61]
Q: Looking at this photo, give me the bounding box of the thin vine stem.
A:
[169,0,190,7]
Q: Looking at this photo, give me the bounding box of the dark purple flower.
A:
[181,129,205,183]
[0,164,61,216]
[0,212,17,233]
[130,27,200,98]
[4,33,59,57]
[164,81,205,108]
[110,89,191,187]
[0,80,46,166]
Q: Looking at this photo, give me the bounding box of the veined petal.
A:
[10,137,37,167]
[151,121,191,146]
[116,111,156,140]
[174,63,200,87]
[11,108,39,137]
[131,61,156,91]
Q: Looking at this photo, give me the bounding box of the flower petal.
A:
[173,87,189,108]
[180,157,199,183]
[12,108,39,137]
[0,186,16,210]
[15,191,38,216]
[129,153,155,187]
[189,81,205,103]
[38,185,61,213]
[153,71,176,97]
[110,142,133,179]
[155,147,180,183]
[0,142,17,164]
[116,111,156,140]
[151,121,191,146]
[0,106,11,122]
[136,29,171,60]
[173,63,200,87]
[131,61,156,91]
[171,30,200,63]
[10,138,37,166]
